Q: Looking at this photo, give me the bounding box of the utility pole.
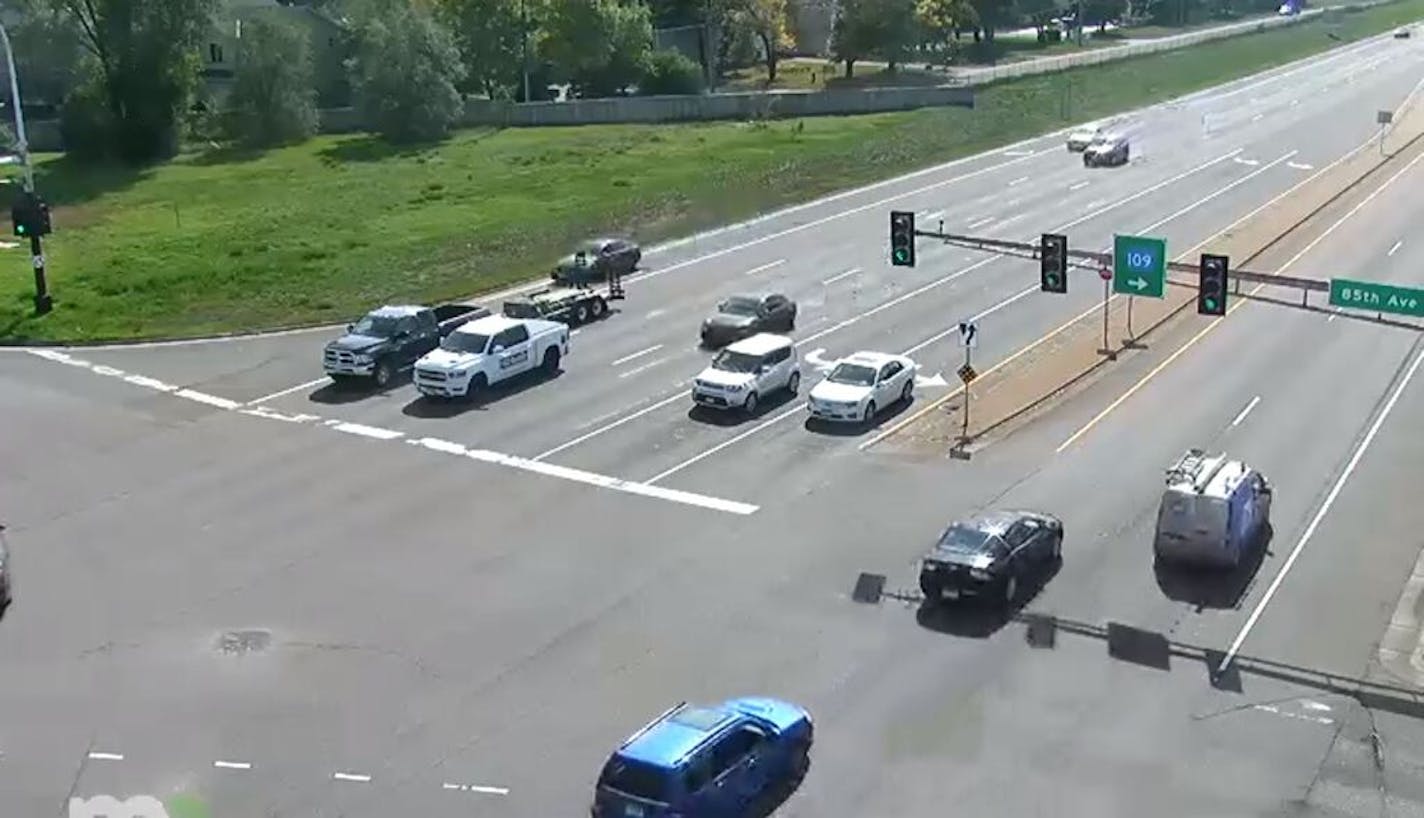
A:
[0,22,51,315]
[1076,0,1084,46]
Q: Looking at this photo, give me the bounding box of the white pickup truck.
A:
[413,314,568,399]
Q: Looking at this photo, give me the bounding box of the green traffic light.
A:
[1205,299,1217,310]
[893,249,908,262]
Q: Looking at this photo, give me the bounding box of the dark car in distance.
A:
[699,293,797,348]
[918,510,1063,608]
[0,523,11,613]
[553,238,642,286]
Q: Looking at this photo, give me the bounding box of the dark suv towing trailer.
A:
[323,303,489,388]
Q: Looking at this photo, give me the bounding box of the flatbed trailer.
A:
[503,268,626,326]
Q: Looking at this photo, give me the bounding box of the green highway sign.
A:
[1113,234,1167,299]
[1328,278,1424,318]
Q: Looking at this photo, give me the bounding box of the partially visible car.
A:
[1066,123,1105,152]
[1083,133,1130,167]
[0,523,11,612]
[1395,27,1411,38]
[692,333,800,415]
[918,510,1064,608]
[591,698,814,818]
[553,238,641,286]
[699,293,797,348]
[807,351,917,425]
[323,303,489,388]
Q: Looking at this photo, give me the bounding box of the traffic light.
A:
[1040,232,1067,293]
[890,210,915,267]
[10,190,51,238]
[1198,253,1228,316]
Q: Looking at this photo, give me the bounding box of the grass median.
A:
[3,0,1422,343]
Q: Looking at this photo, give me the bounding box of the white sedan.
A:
[1066,123,1104,152]
[807,351,918,424]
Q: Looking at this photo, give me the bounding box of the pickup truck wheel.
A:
[466,373,488,399]
[373,360,393,388]
[542,347,562,375]
[590,297,607,318]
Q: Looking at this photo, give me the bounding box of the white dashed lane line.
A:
[1069,181,1090,191]
[213,761,252,770]
[611,344,664,367]
[333,772,372,783]
[821,267,860,286]
[443,783,511,796]
[1389,240,1403,257]
[24,351,758,516]
[88,752,124,761]
[742,259,786,276]
[618,357,672,379]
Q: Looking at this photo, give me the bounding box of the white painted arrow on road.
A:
[805,348,837,371]
[915,372,949,388]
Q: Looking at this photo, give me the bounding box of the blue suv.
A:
[592,698,814,818]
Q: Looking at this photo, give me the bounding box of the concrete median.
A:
[876,82,1424,453]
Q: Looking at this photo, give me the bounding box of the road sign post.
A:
[1328,278,1424,318]
[1377,110,1393,156]
[952,343,978,460]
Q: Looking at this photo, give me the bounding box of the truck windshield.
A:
[350,315,401,337]
[712,350,762,373]
[598,758,671,804]
[441,333,490,354]
[827,363,876,386]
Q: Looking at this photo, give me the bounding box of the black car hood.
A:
[926,548,996,568]
[328,333,389,352]
[705,313,756,329]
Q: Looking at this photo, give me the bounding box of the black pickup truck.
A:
[323,303,489,387]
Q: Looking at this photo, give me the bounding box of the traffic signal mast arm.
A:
[912,227,1330,294]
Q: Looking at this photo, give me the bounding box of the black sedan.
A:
[699,292,797,348]
[552,238,641,286]
[918,510,1063,608]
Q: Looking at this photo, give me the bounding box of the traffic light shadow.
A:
[1019,612,1424,719]
[1153,524,1274,612]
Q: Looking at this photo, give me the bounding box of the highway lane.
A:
[17,28,1419,403]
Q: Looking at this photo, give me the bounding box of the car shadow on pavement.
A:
[914,557,1063,639]
[1153,524,1274,611]
[804,396,914,437]
[401,370,565,418]
[307,374,412,405]
[688,388,801,427]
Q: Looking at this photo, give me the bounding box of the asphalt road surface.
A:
[3,28,1424,818]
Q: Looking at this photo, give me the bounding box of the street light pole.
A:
[0,22,51,315]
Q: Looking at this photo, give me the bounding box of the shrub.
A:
[640,50,705,95]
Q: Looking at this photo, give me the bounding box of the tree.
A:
[437,0,528,99]
[731,0,793,83]
[877,0,920,70]
[227,17,318,148]
[1083,0,1127,31]
[917,0,978,56]
[1017,0,1063,37]
[347,3,467,143]
[50,0,218,164]
[6,0,83,108]
[831,0,879,78]
[540,0,653,98]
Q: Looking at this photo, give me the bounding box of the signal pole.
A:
[1,22,51,314]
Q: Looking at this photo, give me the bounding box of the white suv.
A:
[692,333,800,414]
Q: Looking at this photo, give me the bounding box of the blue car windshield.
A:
[598,758,673,803]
